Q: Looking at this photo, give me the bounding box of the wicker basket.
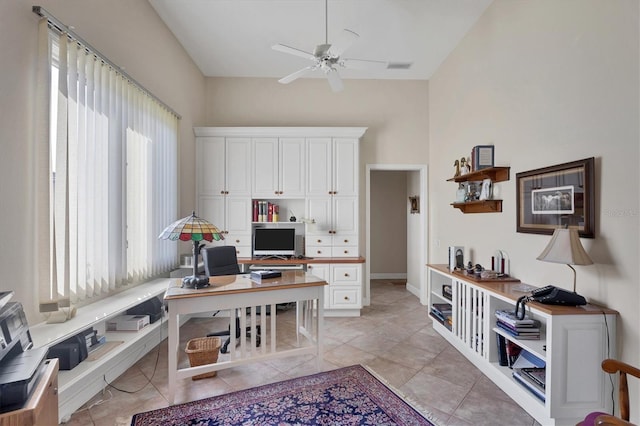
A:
[185,336,221,380]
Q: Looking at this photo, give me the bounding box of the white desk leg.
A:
[317,291,324,371]
[168,306,178,405]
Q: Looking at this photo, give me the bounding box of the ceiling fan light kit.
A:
[272,0,387,92]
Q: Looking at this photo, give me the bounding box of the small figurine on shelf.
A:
[460,157,470,175]
[453,159,461,177]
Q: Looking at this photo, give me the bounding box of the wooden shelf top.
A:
[451,199,503,213]
[447,166,510,183]
[238,256,365,265]
[428,264,618,316]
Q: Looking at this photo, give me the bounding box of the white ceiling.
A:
[149,0,493,81]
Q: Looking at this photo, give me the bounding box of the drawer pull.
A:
[316,250,322,254]
[317,239,322,243]
[344,250,348,254]
[344,296,349,300]
[344,273,349,277]
[344,239,349,243]
[235,239,240,243]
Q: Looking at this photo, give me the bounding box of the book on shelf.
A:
[496,318,541,333]
[505,339,522,368]
[519,367,546,389]
[253,200,259,222]
[496,322,540,340]
[512,348,545,369]
[496,333,508,366]
[512,370,546,402]
[495,309,536,327]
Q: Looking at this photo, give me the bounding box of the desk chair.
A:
[202,246,260,354]
[577,359,640,426]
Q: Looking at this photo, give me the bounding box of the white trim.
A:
[365,164,428,307]
[370,273,407,280]
[194,127,368,138]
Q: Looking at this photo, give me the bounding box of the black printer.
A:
[0,293,48,411]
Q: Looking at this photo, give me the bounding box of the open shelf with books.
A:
[427,264,618,426]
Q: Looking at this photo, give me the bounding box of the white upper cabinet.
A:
[252,137,305,198]
[306,137,358,197]
[197,136,251,197]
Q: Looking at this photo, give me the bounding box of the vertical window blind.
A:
[35,15,179,311]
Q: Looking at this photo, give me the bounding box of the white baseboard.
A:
[406,282,420,298]
[370,273,407,280]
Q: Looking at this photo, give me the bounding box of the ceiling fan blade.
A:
[327,29,359,57]
[272,44,316,62]
[326,68,344,92]
[341,58,388,70]
[278,66,315,84]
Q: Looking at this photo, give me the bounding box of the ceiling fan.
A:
[271,0,388,92]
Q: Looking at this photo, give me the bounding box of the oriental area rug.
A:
[130,364,437,425]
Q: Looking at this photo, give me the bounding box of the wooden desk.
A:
[164,270,326,404]
[0,359,58,426]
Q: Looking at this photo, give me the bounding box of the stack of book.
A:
[253,200,280,222]
[430,303,452,330]
[513,367,546,402]
[495,309,541,340]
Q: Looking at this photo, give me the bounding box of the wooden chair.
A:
[578,359,640,426]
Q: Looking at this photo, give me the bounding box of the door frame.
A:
[364,164,428,306]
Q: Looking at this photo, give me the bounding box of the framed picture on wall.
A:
[516,157,595,238]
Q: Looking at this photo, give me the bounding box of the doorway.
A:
[364,164,427,306]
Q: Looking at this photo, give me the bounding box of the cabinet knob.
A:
[235,239,240,243]
[316,250,322,254]
[344,250,348,254]
[220,190,225,195]
[344,296,349,300]
[344,273,349,277]
[317,239,322,243]
[308,265,313,269]
[344,239,348,243]
[274,191,278,195]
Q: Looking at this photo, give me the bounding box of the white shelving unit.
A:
[30,278,171,423]
[427,264,618,426]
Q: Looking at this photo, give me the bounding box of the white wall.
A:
[203,77,430,254]
[0,0,206,324]
[428,0,639,418]
[370,171,407,275]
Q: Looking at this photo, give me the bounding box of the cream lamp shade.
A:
[536,228,593,293]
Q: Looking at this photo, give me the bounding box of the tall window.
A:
[36,18,178,310]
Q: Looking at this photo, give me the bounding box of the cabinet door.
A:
[306,263,330,308]
[197,137,225,196]
[333,138,358,197]
[225,137,252,196]
[279,138,305,197]
[332,196,358,235]
[226,197,252,235]
[199,196,226,245]
[306,197,332,236]
[252,138,279,197]
[306,138,332,196]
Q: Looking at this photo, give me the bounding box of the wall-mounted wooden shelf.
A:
[448,166,510,213]
[451,199,503,213]
[447,166,510,183]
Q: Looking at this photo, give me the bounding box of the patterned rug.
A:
[130,365,437,425]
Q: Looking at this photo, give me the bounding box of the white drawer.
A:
[305,245,331,258]
[330,246,359,257]
[225,234,251,247]
[235,245,252,258]
[329,286,361,309]
[332,235,357,247]
[306,235,332,246]
[332,265,360,284]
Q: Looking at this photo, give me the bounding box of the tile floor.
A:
[65,280,538,426]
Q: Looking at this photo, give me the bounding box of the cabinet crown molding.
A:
[194,127,368,138]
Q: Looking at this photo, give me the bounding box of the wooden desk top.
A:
[238,256,365,265]
[164,270,326,300]
[428,264,618,316]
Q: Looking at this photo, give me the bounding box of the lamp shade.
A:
[158,211,224,242]
[536,228,593,266]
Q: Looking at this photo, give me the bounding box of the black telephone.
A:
[515,285,587,319]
